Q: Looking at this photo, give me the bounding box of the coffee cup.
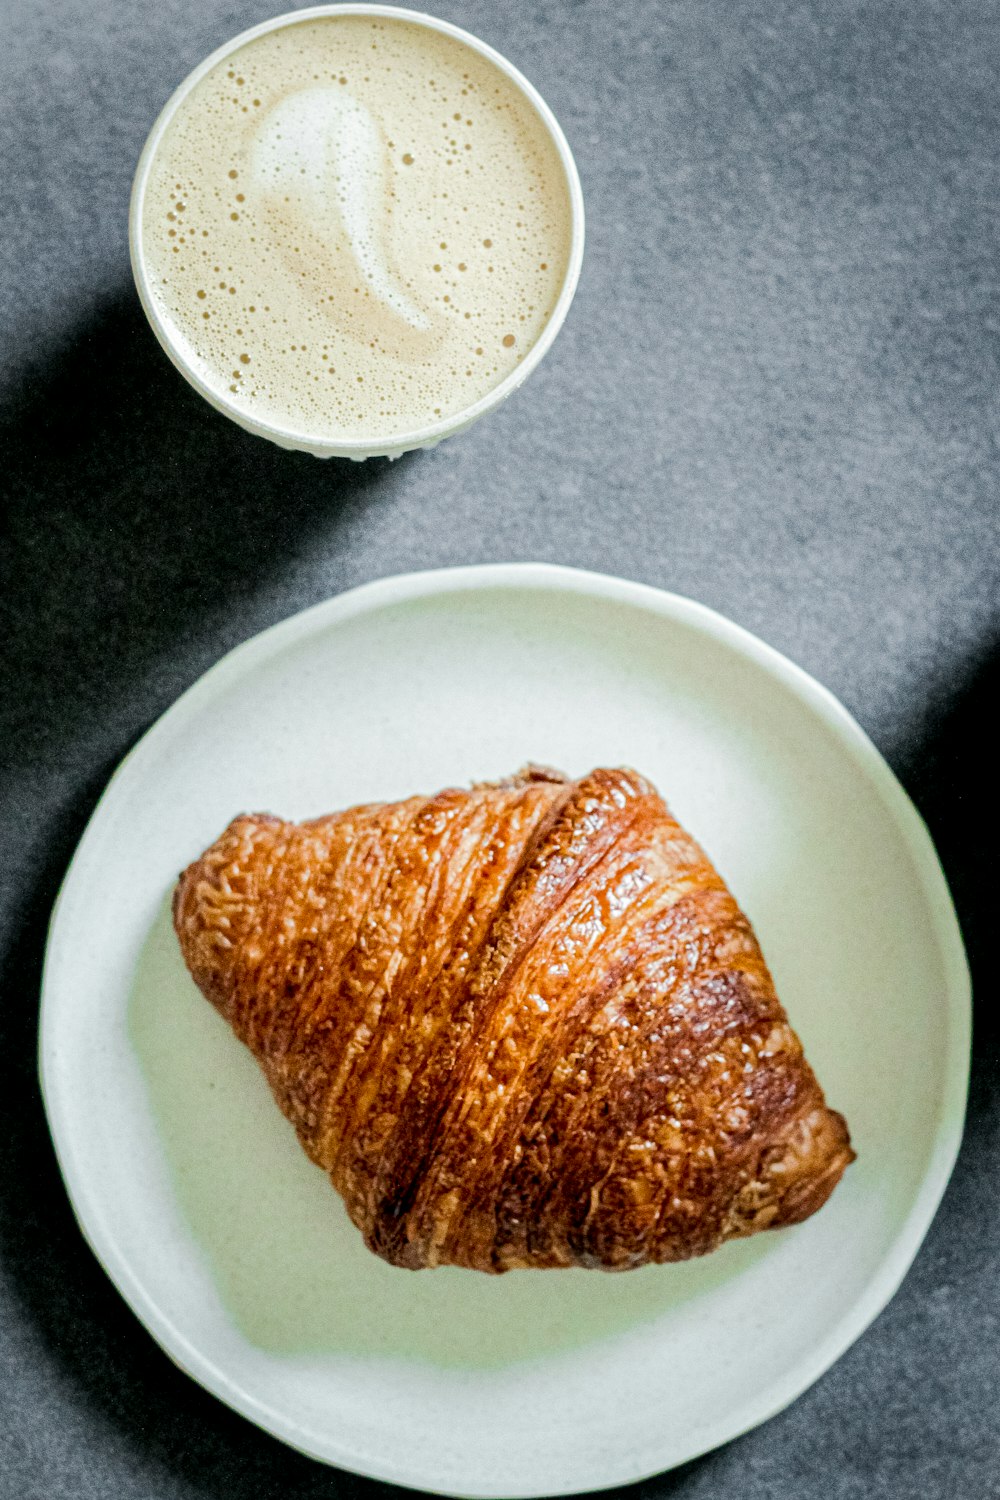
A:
[130,4,584,460]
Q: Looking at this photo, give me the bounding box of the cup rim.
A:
[129,2,585,458]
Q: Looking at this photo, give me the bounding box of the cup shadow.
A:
[127,890,774,1366]
[1,286,413,784]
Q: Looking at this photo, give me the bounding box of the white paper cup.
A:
[129,4,585,460]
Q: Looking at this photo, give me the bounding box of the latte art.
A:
[141,14,574,441]
[250,85,436,351]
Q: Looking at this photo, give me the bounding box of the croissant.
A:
[174,765,853,1273]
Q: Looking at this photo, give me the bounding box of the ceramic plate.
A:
[40,564,970,1497]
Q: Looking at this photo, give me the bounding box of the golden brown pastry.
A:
[174,766,853,1272]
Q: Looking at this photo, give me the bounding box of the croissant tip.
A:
[472,763,570,791]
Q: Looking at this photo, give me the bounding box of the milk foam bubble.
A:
[141,14,573,441]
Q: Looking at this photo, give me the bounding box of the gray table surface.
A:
[2,0,997,1496]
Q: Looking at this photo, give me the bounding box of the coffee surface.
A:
[141,14,573,441]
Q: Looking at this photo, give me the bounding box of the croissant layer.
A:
[174,766,853,1272]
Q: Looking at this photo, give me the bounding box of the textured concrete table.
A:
[1,1,997,1496]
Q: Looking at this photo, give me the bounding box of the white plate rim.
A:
[38,562,972,1496]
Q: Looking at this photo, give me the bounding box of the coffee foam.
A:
[141,15,573,441]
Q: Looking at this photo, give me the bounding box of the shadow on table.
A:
[895,637,998,1148]
[1,287,409,782]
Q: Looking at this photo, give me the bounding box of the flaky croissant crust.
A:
[174,766,853,1272]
